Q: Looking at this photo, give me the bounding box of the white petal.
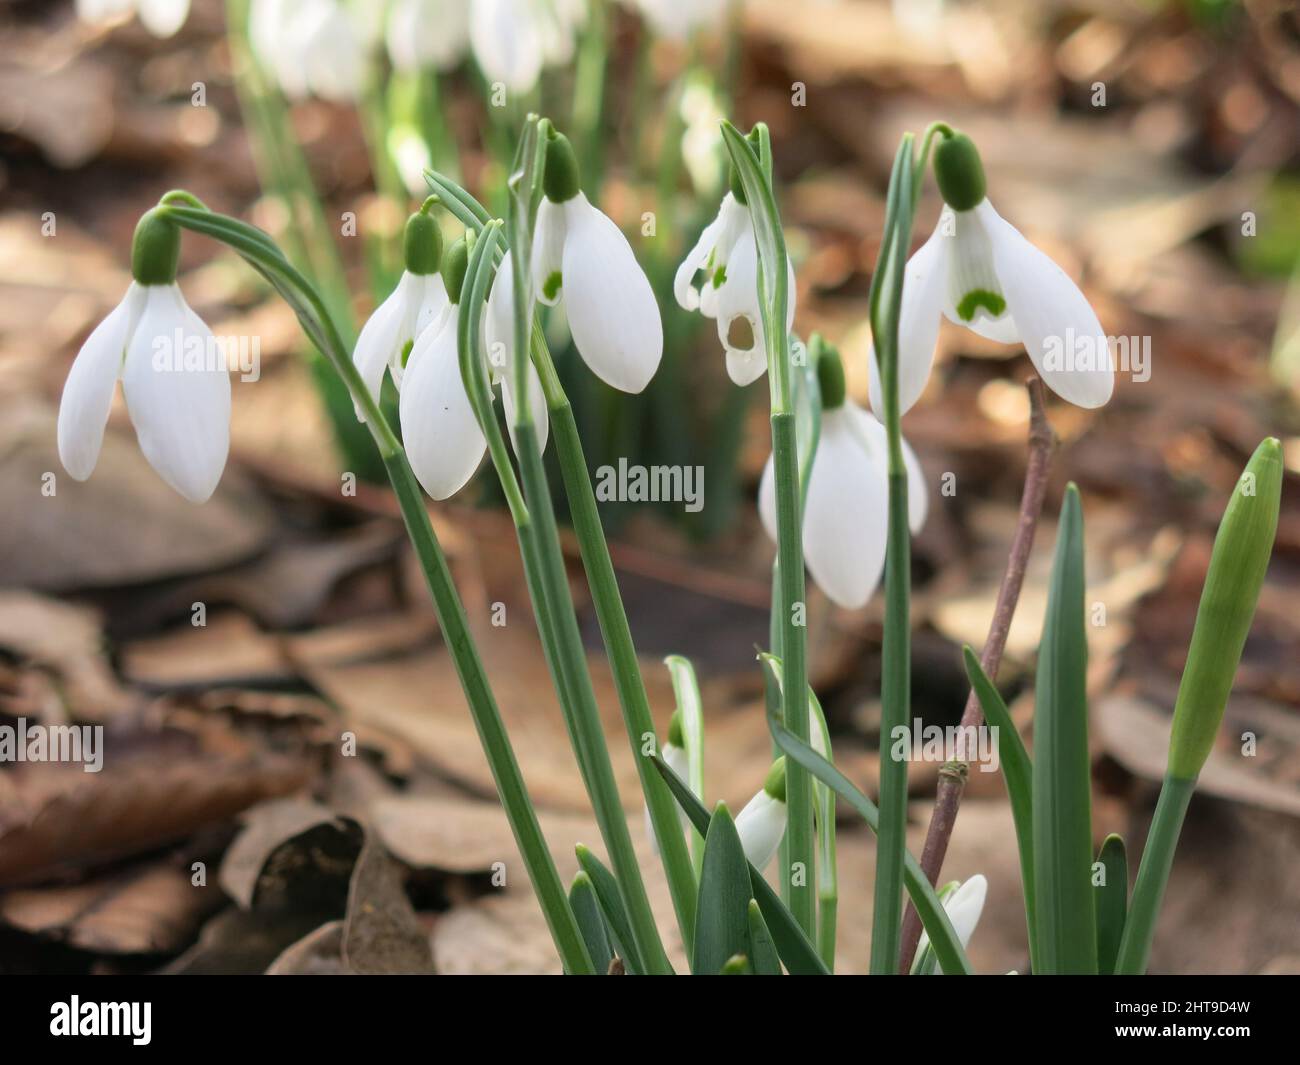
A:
[301,3,364,102]
[501,359,550,456]
[387,0,470,72]
[352,275,411,420]
[530,197,568,307]
[647,741,690,856]
[916,874,987,971]
[484,250,518,379]
[845,404,927,533]
[802,407,888,609]
[868,218,948,418]
[987,205,1114,408]
[560,194,663,394]
[470,0,544,93]
[714,231,796,387]
[673,209,726,312]
[57,285,143,482]
[76,0,133,25]
[137,0,189,37]
[399,320,487,500]
[735,790,787,871]
[120,285,231,503]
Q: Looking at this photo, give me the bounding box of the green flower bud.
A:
[131,207,181,286]
[543,130,581,203]
[403,207,443,276]
[442,236,469,304]
[814,339,846,410]
[933,132,987,213]
[667,709,685,749]
[1167,438,1282,780]
[763,756,787,802]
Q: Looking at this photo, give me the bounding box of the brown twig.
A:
[897,376,1056,973]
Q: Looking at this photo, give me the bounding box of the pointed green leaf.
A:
[1094,833,1128,976]
[693,803,755,975]
[747,900,783,975]
[1032,484,1098,974]
[568,871,614,974]
[575,845,645,976]
[963,646,1037,970]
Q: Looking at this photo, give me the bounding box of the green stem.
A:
[160,203,593,975]
[571,0,610,195]
[1113,774,1195,975]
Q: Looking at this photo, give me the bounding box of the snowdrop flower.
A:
[483,249,550,451]
[531,129,663,393]
[387,0,471,73]
[914,873,987,974]
[735,757,787,871]
[353,203,451,420]
[870,130,1113,415]
[77,0,190,38]
[58,208,230,503]
[644,712,690,856]
[674,177,796,386]
[760,348,926,610]
[250,0,365,102]
[632,0,726,39]
[394,235,548,500]
[470,0,584,94]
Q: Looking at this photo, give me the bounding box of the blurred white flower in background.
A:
[386,0,471,73]
[76,0,190,38]
[631,0,727,39]
[470,0,586,94]
[250,0,369,102]
[679,73,726,195]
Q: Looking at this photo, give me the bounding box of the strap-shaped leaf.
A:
[693,803,755,975]
[1094,833,1128,976]
[747,900,783,975]
[568,871,614,973]
[575,845,645,975]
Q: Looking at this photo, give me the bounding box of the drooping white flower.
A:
[914,873,988,974]
[531,131,663,394]
[674,190,796,386]
[632,0,725,40]
[386,0,471,73]
[58,211,230,504]
[759,373,927,611]
[735,757,788,871]
[870,131,1113,415]
[250,0,366,102]
[77,0,190,38]
[484,250,550,454]
[469,0,583,93]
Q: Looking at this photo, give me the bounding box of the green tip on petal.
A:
[955,288,1006,322]
[933,131,987,213]
[814,338,846,410]
[763,757,787,803]
[1167,437,1282,780]
[667,709,685,749]
[543,129,581,203]
[131,207,181,286]
[403,210,443,276]
[442,236,469,303]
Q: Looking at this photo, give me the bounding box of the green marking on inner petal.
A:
[543,270,563,301]
[400,338,414,367]
[712,264,727,289]
[956,288,1006,322]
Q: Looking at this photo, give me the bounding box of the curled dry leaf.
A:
[342,833,435,975]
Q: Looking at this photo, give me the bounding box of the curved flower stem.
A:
[157,202,594,975]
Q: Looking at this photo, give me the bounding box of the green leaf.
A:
[1094,834,1128,976]
[763,710,974,975]
[693,803,755,975]
[568,871,614,973]
[651,755,829,975]
[963,646,1037,971]
[575,845,645,976]
[665,654,707,872]
[1032,483,1098,974]
[747,900,783,975]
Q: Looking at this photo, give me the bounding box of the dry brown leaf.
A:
[341,833,435,975]
[265,919,348,975]
[218,798,354,909]
[120,612,293,690]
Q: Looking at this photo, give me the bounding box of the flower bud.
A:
[735,757,787,870]
[933,132,986,213]
[403,203,444,276]
[442,236,470,304]
[1167,438,1282,780]
[131,207,181,286]
[814,338,846,410]
[543,129,580,204]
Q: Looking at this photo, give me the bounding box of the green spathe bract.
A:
[403,207,443,276]
[1166,437,1283,780]
[543,129,581,203]
[933,132,986,212]
[131,207,181,285]
[442,236,469,303]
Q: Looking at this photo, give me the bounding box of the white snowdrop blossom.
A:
[759,376,927,611]
[674,190,796,386]
[470,0,585,94]
[870,131,1113,415]
[530,132,663,393]
[915,873,988,973]
[632,0,726,39]
[483,250,551,454]
[386,0,471,73]
[250,0,367,102]
[76,0,190,38]
[644,721,689,857]
[58,210,230,504]
[735,758,788,871]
